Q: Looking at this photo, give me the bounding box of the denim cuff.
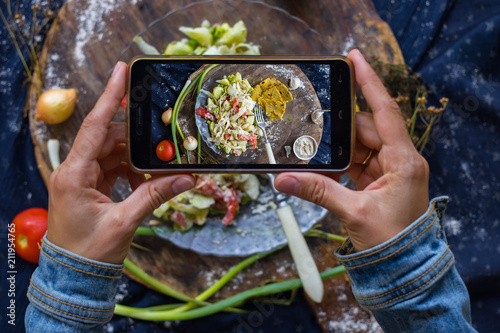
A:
[335,196,453,309]
[27,236,123,327]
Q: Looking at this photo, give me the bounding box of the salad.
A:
[153,174,260,231]
[196,72,260,156]
[133,20,260,56]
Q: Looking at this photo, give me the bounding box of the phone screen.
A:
[128,57,354,173]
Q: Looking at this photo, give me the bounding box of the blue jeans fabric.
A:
[25,236,123,332]
[25,198,474,332]
[336,197,476,332]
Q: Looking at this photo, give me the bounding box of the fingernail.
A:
[276,176,300,195]
[172,176,195,194]
[353,48,366,61]
[111,62,123,77]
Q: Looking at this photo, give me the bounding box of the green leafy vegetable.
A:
[163,20,260,55]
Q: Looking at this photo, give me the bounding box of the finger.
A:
[347,50,411,147]
[128,170,146,192]
[353,142,372,164]
[275,173,356,218]
[97,170,118,197]
[347,155,383,190]
[97,122,126,160]
[96,164,129,196]
[98,144,127,172]
[119,175,195,225]
[356,112,382,150]
[70,62,127,163]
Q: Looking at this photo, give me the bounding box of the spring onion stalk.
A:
[132,36,161,55]
[124,258,203,304]
[172,78,200,163]
[258,288,298,306]
[47,139,61,170]
[171,64,219,164]
[170,247,280,314]
[197,131,202,163]
[114,265,346,321]
[172,79,193,142]
[305,229,347,243]
[134,226,156,236]
[128,303,185,312]
[197,64,219,94]
[123,258,245,314]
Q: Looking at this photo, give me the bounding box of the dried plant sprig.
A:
[368,57,448,154]
[2,0,59,115]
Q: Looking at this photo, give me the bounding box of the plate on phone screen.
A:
[192,63,324,164]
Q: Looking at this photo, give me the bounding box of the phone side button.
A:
[136,108,143,135]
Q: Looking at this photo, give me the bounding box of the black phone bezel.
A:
[127,56,355,173]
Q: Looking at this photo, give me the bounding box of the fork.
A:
[267,173,324,303]
[254,105,276,164]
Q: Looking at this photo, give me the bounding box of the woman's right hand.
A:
[275,49,430,252]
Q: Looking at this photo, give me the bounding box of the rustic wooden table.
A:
[29,1,403,330]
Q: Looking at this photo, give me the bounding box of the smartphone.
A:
[127,56,355,173]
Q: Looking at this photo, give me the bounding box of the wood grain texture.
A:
[29,1,402,331]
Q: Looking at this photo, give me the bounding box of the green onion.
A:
[172,78,201,163]
[114,265,346,321]
[124,258,204,304]
[134,226,156,236]
[198,64,219,94]
[305,229,347,243]
[171,64,219,164]
[170,247,281,313]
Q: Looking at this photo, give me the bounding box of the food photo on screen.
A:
[149,62,335,167]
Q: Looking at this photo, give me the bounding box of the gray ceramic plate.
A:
[151,176,327,256]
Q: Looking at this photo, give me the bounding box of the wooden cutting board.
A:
[29,0,401,331]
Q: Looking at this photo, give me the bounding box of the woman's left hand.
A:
[46,62,195,264]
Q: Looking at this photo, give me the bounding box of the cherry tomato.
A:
[11,208,48,264]
[120,94,127,109]
[156,139,176,161]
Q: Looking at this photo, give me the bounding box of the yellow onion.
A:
[35,88,78,124]
[162,107,173,126]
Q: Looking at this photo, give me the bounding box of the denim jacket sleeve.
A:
[25,236,123,332]
[335,196,477,333]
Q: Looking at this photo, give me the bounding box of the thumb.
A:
[120,175,195,224]
[275,173,356,218]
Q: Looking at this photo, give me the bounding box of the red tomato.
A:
[250,134,257,149]
[196,107,214,120]
[222,189,239,226]
[11,208,48,264]
[156,139,176,161]
[232,98,239,112]
[120,94,127,109]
